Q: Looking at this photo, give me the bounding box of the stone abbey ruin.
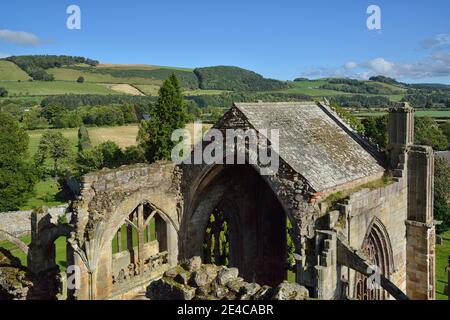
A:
[0,101,436,300]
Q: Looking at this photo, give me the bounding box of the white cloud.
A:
[0,52,11,59]
[421,34,450,49]
[303,51,450,81]
[0,29,42,45]
[301,34,450,81]
[344,61,358,70]
[365,58,394,74]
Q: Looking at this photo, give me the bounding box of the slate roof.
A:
[234,102,385,192]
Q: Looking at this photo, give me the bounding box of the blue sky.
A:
[0,0,449,83]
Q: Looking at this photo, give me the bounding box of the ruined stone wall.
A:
[0,205,69,239]
[70,162,181,300]
[343,178,408,298]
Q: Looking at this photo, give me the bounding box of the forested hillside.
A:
[194,66,289,91]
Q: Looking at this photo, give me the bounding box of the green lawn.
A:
[27,128,79,156]
[0,80,118,96]
[436,230,450,300]
[24,128,79,210]
[0,235,67,271]
[0,61,30,81]
[20,179,68,210]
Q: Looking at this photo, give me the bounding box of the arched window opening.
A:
[203,208,230,266]
[111,203,170,289]
[354,219,393,300]
[286,219,296,283]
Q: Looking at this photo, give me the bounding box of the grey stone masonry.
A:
[0,205,69,238]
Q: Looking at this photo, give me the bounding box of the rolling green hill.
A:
[49,65,199,88]
[0,61,30,81]
[194,66,289,91]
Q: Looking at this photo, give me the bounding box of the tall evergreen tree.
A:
[138,73,187,163]
[0,112,38,211]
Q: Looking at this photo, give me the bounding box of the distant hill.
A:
[194,66,289,91]
[1,55,449,110]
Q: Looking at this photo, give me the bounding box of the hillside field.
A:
[48,67,163,85]
[0,80,117,96]
[277,80,406,102]
[0,60,30,81]
[354,110,450,119]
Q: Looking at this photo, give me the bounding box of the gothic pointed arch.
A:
[354,217,394,300]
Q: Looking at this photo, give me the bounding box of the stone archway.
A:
[354,218,394,300]
[0,230,28,256]
[182,164,293,287]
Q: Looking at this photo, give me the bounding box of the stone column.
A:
[137,204,145,276]
[406,145,435,300]
[388,102,414,170]
[166,222,179,266]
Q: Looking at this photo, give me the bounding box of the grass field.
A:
[279,80,350,96]
[436,230,450,300]
[0,80,118,96]
[88,123,213,148]
[183,89,229,96]
[354,110,450,119]
[0,61,30,81]
[133,84,161,96]
[89,125,140,148]
[135,85,228,97]
[27,128,79,155]
[48,67,163,85]
[48,64,193,86]
[0,235,67,271]
[98,83,145,96]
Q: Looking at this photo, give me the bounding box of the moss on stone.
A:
[324,175,395,208]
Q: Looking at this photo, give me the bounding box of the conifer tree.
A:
[138,73,187,163]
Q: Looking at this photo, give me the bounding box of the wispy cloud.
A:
[302,35,450,81]
[0,29,42,45]
[421,34,450,49]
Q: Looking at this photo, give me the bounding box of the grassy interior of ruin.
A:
[436,230,450,300]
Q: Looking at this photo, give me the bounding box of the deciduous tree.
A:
[35,131,72,179]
